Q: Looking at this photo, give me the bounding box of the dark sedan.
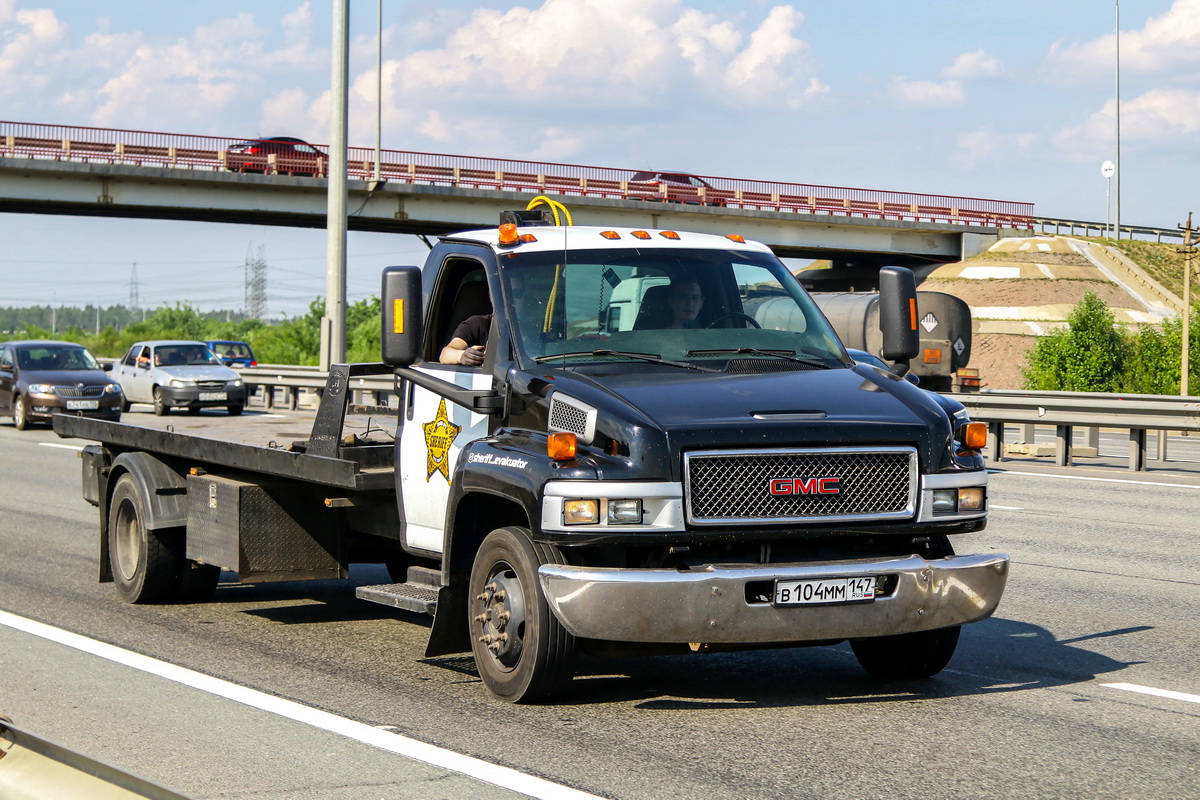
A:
[0,340,123,429]
[225,136,326,176]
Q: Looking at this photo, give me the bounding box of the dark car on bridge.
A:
[205,340,257,368]
[627,170,723,206]
[225,136,326,176]
[0,340,123,429]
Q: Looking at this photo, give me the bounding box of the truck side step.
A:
[356,566,441,615]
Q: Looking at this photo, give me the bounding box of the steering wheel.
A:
[706,312,761,329]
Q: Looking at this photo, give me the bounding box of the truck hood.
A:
[542,363,955,476]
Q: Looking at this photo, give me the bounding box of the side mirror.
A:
[102,362,113,372]
[878,266,919,376]
[381,266,424,367]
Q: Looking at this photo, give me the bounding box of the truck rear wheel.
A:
[108,473,220,604]
[468,526,576,703]
[850,535,961,679]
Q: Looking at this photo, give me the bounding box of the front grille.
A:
[684,447,916,525]
[54,386,104,398]
[197,381,226,391]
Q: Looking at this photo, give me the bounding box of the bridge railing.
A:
[0,119,1034,229]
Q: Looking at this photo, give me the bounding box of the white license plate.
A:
[65,400,99,410]
[198,392,227,401]
[774,576,876,606]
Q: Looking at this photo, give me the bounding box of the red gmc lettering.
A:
[768,477,841,495]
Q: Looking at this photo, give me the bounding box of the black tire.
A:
[227,404,244,416]
[468,526,576,702]
[121,399,132,413]
[107,474,183,603]
[12,395,28,430]
[850,535,961,679]
[152,387,169,416]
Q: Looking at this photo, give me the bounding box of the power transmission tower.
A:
[244,244,268,321]
[128,263,141,323]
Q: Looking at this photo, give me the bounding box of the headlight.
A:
[27,383,55,394]
[607,499,643,524]
[563,499,599,525]
[105,383,122,394]
[169,379,194,389]
[229,379,243,388]
[932,487,986,514]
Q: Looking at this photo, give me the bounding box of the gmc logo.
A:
[769,477,841,495]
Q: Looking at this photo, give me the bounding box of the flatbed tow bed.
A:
[54,364,398,492]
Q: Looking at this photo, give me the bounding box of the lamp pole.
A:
[321,0,349,370]
[374,0,382,184]
[1114,0,1121,240]
[1183,213,1195,396]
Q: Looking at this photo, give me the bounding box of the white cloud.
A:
[0,6,66,94]
[944,48,1004,81]
[956,126,1040,168]
[1054,87,1200,159]
[891,77,965,108]
[1047,0,1200,82]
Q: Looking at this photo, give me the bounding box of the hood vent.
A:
[724,358,823,374]
[548,393,597,445]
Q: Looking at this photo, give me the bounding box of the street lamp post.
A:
[321,0,350,371]
[1183,213,1195,396]
[1114,0,1121,241]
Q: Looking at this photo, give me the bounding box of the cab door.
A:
[397,367,491,553]
[117,346,152,403]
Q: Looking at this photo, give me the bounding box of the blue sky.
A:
[1,0,1197,317]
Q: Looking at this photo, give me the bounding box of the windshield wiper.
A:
[687,347,831,369]
[535,349,719,372]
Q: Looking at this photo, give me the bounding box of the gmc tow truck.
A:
[57,203,1009,702]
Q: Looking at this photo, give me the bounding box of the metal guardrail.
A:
[0,716,191,799]
[238,365,393,410]
[953,390,1200,471]
[0,120,1035,229]
[1035,216,1186,244]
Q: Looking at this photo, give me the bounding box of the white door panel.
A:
[398,365,492,554]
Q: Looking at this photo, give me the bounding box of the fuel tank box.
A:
[186,473,346,583]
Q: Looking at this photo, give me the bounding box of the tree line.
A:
[1023,291,1200,395]
[0,298,382,366]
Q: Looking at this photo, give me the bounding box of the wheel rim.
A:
[153,389,164,413]
[13,397,25,427]
[474,561,527,670]
[112,498,141,583]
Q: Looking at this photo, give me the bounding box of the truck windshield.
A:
[499,247,848,369]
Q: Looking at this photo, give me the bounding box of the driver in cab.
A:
[664,279,704,328]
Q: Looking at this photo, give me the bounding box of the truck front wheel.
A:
[850,534,961,679]
[468,526,577,703]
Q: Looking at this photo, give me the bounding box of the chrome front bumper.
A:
[538,553,1009,644]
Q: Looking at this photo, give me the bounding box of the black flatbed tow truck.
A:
[58,208,1009,702]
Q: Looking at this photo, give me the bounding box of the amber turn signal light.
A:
[548,432,577,460]
[962,422,988,450]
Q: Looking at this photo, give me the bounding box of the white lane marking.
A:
[1101,682,1200,706]
[990,470,1200,490]
[0,610,604,800]
[39,442,85,451]
[990,505,1024,510]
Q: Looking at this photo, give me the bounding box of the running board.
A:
[356,566,440,615]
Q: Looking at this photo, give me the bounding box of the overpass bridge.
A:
[0,120,1035,286]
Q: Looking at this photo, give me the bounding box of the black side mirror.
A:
[878,267,920,377]
[381,266,424,367]
[103,362,113,372]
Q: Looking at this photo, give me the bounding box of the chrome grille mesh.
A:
[684,447,916,524]
[197,380,226,391]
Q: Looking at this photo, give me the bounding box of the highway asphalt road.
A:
[1,407,1198,799]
